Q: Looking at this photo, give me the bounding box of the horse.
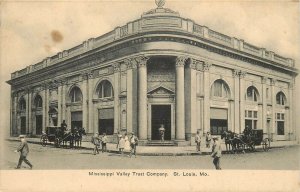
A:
[74,127,86,148]
[221,131,233,152]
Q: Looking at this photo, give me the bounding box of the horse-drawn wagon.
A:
[40,126,61,147]
[40,126,86,148]
[221,129,270,153]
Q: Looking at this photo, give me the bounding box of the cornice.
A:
[8,33,298,88]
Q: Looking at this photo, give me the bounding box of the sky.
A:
[0,0,299,138]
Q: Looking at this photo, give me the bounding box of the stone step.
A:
[146,141,176,146]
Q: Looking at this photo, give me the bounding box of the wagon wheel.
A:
[40,135,47,147]
[262,138,270,152]
[248,142,255,152]
[55,138,61,148]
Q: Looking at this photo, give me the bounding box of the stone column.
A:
[229,100,235,132]
[288,82,293,140]
[137,56,149,140]
[203,61,211,134]
[126,59,134,134]
[239,71,247,133]
[233,70,240,133]
[57,85,62,126]
[185,58,197,141]
[61,81,66,123]
[113,63,121,134]
[270,79,276,139]
[42,86,47,132]
[45,87,50,128]
[82,75,88,130]
[27,90,32,135]
[88,72,94,134]
[175,56,187,140]
[13,94,18,135]
[261,77,267,134]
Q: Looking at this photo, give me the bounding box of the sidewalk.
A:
[6,137,298,156]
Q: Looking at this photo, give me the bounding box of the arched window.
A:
[246,86,259,102]
[34,95,43,108]
[276,92,286,105]
[97,80,114,98]
[211,79,229,98]
[19,97,26,110]
[69,86,83,103]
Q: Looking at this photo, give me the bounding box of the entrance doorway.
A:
[36,115,43,135]
[210,108,228,135]
[21,117,26,134]
[98,108,114,135]
[151,105,171,140]
[71,111,82,131]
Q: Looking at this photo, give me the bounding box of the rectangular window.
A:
[281,114,284,120]
[245,110,258,130]
[266,88,269,99]
[277,121,284,135]
[277,113,281,120]
[248,111,252,118]
[254,111,258,118]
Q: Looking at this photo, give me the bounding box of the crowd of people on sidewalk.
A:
[91,131,139,158]
[13,131,221,170]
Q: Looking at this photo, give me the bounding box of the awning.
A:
[99,108,114,119]
[210,108,228,120]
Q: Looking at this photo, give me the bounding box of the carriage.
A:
[222,129,271,153]
[40,126,61,147]
[40,126,86,148]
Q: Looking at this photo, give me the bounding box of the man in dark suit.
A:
[61,120,67,132]
[15,135,33,169]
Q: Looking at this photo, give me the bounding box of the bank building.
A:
[7,0,298,145]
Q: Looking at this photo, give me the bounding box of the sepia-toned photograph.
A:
[0,0,299,191]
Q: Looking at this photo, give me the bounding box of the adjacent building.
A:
[7,1,298,145]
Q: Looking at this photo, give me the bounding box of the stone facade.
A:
[7,2,298,145]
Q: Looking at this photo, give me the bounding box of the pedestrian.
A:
[61,120,67,132]
[14,135,33,169]
[195,131,201,152]
[130,133,139,158]
[116,131,122,149]
[158,124,165,142]
[211,136,222,170]
[124,133,130,152]
[206,132,212,148]
[101,133,108,153]
[119,135,125,155]
[91,133,100,155]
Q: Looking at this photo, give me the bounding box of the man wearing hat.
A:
[130,132,138,158]
[211,136,222,170]
[91,133,101,155]
[14,135,33,169]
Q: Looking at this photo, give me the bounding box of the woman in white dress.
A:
[124,133,130,152]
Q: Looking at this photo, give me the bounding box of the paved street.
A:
[1,140,299,170]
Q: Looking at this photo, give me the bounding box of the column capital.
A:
[176,56,188,67]
[135,56,149,68]
[261,76,268,84]
[203,62,211,71]
[239,71,247,78]
[232,69,240,78]
[188,58,204,70]
[81,73,89,80]
[112,62,121,72]
[270,78,277,86]
[124,58,137,70]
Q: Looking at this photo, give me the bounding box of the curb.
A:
[6,138,297,156]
